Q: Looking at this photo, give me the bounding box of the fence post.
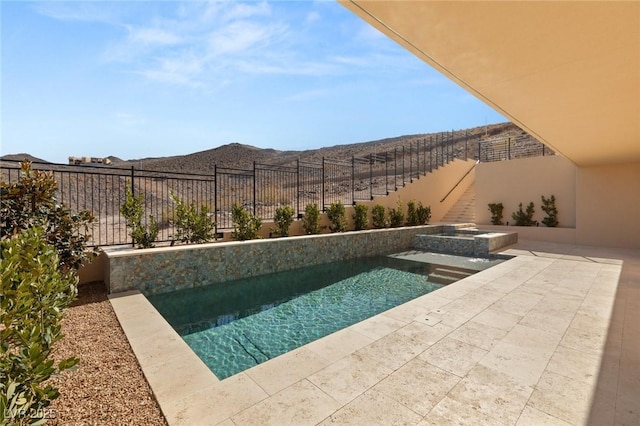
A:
[430,137,433,172]
[253,161,257,216]
[416,140,419,179]
[465,130,468,160]
[369,153,373,200]
[296,159,300,217]
[385,151,389,195]
[130,166,135,247]
[478,138,481,161]
[321,157,325,211]
[394,148,398,190]
[213,164,218,227]
[402,145,406,186]
[351,155,355,205]
[508,138,511,160]
[542,144,546,156]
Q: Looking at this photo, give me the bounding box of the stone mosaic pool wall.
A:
[412,230,517,257]
[106,225,443,295]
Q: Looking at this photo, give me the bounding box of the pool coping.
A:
[109,242,635,425]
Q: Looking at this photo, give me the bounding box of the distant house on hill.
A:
[68,156,112,166]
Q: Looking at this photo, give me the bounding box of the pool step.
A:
[428,267,474,285]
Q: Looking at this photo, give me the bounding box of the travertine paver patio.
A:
[109,240,639,425]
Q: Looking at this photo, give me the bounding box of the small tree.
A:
[0,160,97,271]
[326,201,347,232]
[1,228,79,424]
[272,205,295,237]
[406,200,419,226]
[416,202,432,225]
[541,195,559,227]
[371,204,387,228]
[170,192,216,244]
[302,203,322,235]
[231,204,262,241]
[388,200,405,228]
[353,204,368,231]
[512,202,536,226]
[120,184,159,248]
[488,202,504,225]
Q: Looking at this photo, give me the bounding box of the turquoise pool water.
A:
[149,256,476,379]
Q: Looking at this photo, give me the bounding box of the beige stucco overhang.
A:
[339,1,640,167]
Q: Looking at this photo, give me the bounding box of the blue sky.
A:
[2,1,506,164]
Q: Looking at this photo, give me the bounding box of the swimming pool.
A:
[149,255,479,379]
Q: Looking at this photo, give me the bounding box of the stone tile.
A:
[143,350,218,402]
[448,320,508,351]
[515,405,573,425]
[164,372,268,425]
[350,321,447,367]
[518,310,573,336]
[546,345,601,384]
[428,365,533,425]
[382,299,432,323]
[305,328,374,363]
[245,346,330,395]
[491,289,544,316]
[479,324,560,386]
[231,379,341,426]
[318,389,422,425]
[418,336,488,377]
[373,358,460,416]
[528,371,593,425]
[349,314,407,341]
[308,352,393,405]
[560,326,607,355]
[471,307,522,331]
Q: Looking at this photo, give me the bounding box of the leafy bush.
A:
[416,202,432,225]
[302,203,322,235]
[231,204,262,241]
[406,200,419,226]
[120,184,159,248]
[541,195,559,227]
[1,228,79,424]
[326,201,347,232]
[371,204,387,229]
[170,192,216,244]
[272,205,295,237]
[353,204,368,231]
[488,202,504,225]
[388,200,405,228]
[512,202,536,226]
[0,160,97,271]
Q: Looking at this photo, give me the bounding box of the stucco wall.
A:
[476,156,577,228]
[576,162,640,248]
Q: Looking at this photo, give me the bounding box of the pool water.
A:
[149,256,476,379]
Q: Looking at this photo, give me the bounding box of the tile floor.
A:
[109,239,640,425]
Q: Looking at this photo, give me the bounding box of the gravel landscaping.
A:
[49,281,166,425]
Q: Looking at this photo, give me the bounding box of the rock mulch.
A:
[48,281,167,425]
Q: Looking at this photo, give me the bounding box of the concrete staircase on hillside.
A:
[442,183,476,224]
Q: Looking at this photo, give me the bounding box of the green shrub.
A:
[272,205,295,237]
[302,203,322,235]
[0,228,79,424]
[353,204,369,231]
[120,184,159,248]
[0,160,97,271]
[512,202,536,226]
[541,195,559,227]
[231,204,262,241]
[406,200,419,226]
[416,202,432,225]
[170,192,216,244]
[371,204,387,229]
[488,202,504,225]
[326,201,347,232]
[388,200,405,228]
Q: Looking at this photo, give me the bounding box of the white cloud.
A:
[285,89,328,102]
[129,27,182,46]
[305,11,321,24]
[207,21,288,56]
